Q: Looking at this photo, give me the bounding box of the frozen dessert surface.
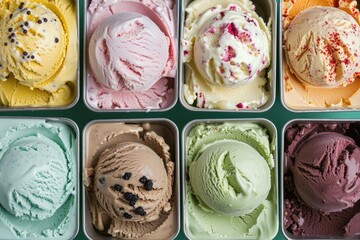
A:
[183,0,272,110]
[282,0,360,109]
[282,0,360,28]
[89,12,170,92]
[0,0,78,107]
[0,119,77,239]
[193,5,270,86]
[86,0,177,110]
[189,140,270,216]
[1,1,66,89]
[284,7,360,88]
[94,141,172,223]
[0,139,69,220]
[185,122,277,239]
[345,213,360,237]
[284,122,360,237]
[84,122,177,239]
[294,132,360,213]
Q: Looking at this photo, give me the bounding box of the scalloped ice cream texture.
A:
[294,132,360,213]
[282,0,360,109]
[0,138,69,220]
[183,0,271,110]
[0,119,77,239]
[87,0,177,110]
[284,7,360,88]
[185,122,277,239]
[0,0,78,107]
[189,140,271,216]
[83,122,176,239]
[89,13,169,92]
[93,141,172,223]
[284,123,360,237]
[193,5,270,86]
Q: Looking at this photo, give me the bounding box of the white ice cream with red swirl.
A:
[193,4,270,86]
[182,0,272,110]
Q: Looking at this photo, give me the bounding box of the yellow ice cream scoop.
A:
[0,0,77,108]
[0,0,67,91]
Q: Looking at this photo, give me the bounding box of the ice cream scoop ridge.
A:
[182,0,272,110]
[284,7,360,88]
[189,139,270,216]
[284,123,360,237]
[294,132,360,213]
[0,121,76,238]
[193,4,270,86]
[0,1,66,90]
[185,122,277,239]
[84,123,175,238]
[89,12,170,91]
[86,0,177,110]
[0,0,78,107]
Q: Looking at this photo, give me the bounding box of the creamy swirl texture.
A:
[0,120,77,238]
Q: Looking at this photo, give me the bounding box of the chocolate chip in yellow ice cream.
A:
[0,0,78,107]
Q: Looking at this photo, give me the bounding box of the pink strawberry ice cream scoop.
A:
[89,12,169,92]
[294,132,360,213]
[193,4,270,86]
[86,0,177,110]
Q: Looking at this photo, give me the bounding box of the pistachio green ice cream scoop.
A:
[189,140,270,216]
[185,122,277,239]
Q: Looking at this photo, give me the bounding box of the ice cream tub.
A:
[280,0,360,112]
[179,0,277,112]
[0,0,80,111]
[82,119,180,239]
[282,119,360,239]
[182,118,278,239]
[83,0,179,112]
[0,117,80,239]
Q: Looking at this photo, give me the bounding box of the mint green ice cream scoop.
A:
[0,119,77,239]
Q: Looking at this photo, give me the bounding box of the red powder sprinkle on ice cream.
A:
[284,7,360,87]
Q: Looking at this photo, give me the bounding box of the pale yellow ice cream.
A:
[0,0,78,107]
[284,7,360,88]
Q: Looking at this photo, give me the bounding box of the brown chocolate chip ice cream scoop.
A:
[94,141,171,222]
